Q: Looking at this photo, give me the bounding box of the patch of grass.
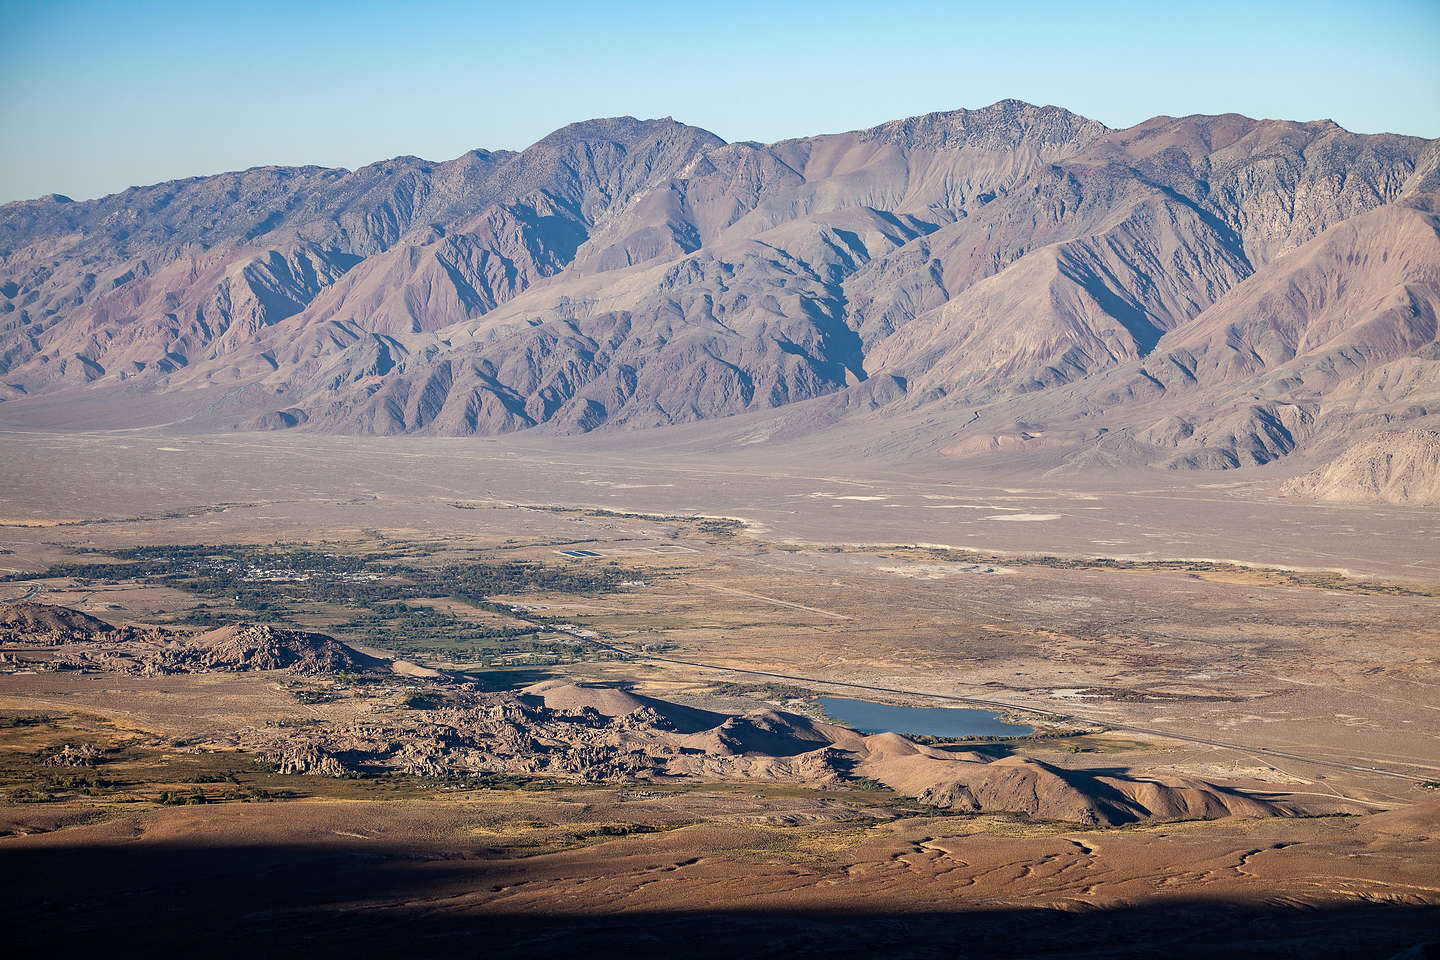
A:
[0,714,57,729]
[710,681,816,700]
[572,823,660,839]
[917,547,1439,598]
[846,777,894,793]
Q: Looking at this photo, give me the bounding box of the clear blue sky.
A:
[2,0,1437,204]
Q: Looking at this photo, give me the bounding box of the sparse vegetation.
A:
[7,544,644,665]
[529,505,745,538]
[710,681,816,700]
[918,547,1440,597]
[159,786,209,805]
[11,543,640,604]
[847,777,894,793]
[0,714,56,729]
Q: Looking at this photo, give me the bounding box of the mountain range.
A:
[2,100,1437,475]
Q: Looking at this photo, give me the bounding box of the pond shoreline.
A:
[816,695,1036,739]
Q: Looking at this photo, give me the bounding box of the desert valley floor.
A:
[0,430,1436,958]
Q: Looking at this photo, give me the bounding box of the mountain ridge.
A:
[2,101,1436,480]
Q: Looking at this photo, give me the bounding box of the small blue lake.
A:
[816,696,1034,738]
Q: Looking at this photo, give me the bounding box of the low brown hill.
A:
[0,601,112,644]
[850,732,1284,826]
[190,624,384,675]
[1283,429,1440,505]
[520,679,725,733]
[0,602,384,675]
[675,709,839,758]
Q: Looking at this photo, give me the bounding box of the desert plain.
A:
[0,429,1435,958]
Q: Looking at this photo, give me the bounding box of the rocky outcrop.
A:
[240,679,1291,826]
[188,624,383,675]
[0,603,384,677]
[42,744,101,767]
[265,740,347,777]
[0,602,113,643]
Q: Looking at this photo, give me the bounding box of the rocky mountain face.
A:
[1282,429,1440,504]
[2,101,1436,471]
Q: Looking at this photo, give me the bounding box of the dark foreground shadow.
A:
[2,842,1435,959]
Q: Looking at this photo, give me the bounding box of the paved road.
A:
[584,638,1432,785]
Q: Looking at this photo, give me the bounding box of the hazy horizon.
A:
[2,0,1438,205]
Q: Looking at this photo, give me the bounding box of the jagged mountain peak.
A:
[856,99,1109,152]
